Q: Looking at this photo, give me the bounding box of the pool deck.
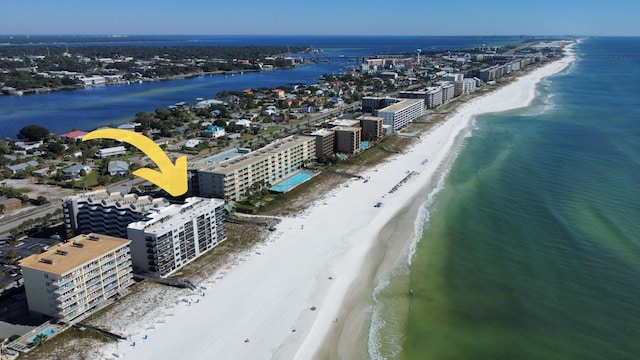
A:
[269,170,319,193]
[8,322,68,353]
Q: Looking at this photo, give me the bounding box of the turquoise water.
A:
[371,38,640,359]
[28,326,59,343]
[269,171,314,192]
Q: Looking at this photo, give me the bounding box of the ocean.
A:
[4,35,637,359]
[0,35,519,139]
[370,37,640,359]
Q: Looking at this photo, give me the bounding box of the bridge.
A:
[296,53,409,64]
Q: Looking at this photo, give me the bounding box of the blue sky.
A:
[1,0,639,36]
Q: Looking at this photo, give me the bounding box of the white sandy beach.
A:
[97,46,576,360]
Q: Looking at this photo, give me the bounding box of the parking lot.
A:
[0,223,66,288]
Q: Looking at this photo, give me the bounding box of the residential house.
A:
[13,141,44,152]
[63,163,92,180]
[184,139,203,150]
[202,125,226,139]
[95,146,126,159]
[6,161,39,175]
[195,99,225,109]
[272,89,285,99]
[108,160,129,176]
[116,123,137,131]
[33,168,54,177]
[235,119,252,128]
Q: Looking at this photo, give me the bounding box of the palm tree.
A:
[32,333,47,347]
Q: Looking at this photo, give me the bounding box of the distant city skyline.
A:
[1,0,639,36]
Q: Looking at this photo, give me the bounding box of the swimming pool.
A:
[270,171,315,193]
[28,326,59,343]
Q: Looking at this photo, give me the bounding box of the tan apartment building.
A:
[20,233,133,321]
[189,135,316,201]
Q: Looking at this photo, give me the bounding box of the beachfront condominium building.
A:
[189,135,316,201]
[376,98,425,133]
[357,115,384,141]
[327,119,360,128]
[478,65,506,82]
[454,78,477,97]
[442,73,464,82]
[399,88,443,109]
[63,189,170,238]
[310,129,336,158]
[333,126,362,155]
[361,96,398,113]
[19,233,133,321]
[440,82,455,104]
[127,197,226,277]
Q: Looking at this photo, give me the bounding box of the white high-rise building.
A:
[376,98,425,133]
[127,197,227,277]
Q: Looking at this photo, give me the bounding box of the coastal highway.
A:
[0,204,61,237]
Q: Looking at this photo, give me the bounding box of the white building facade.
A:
[127,197,227,277]
[376,98,425,133]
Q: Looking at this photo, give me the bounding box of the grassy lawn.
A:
[73,171,99,188]
[262,126,282,134]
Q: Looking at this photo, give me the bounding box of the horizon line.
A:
[0,33,596,37]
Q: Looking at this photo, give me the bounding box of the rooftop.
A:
[128,197,224,232]
[19,233,130,275]
[60,130,88,138]
[190,147,248,166]
[328,119,359,127]
[310,129,335,136]
[378,98,424,113]
[332,126,361,133]
[67,189,169,210]
[357,115,384,121]
[191,135,315,175]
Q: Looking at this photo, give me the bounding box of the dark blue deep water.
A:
[0,35,518,139]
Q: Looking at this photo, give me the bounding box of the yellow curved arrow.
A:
[83,129,187,197]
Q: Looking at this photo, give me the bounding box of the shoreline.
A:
[88,46,577,360]
[315,43,579,359]
[0,66,291,98]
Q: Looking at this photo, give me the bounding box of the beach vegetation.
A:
[18,326,113,360]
